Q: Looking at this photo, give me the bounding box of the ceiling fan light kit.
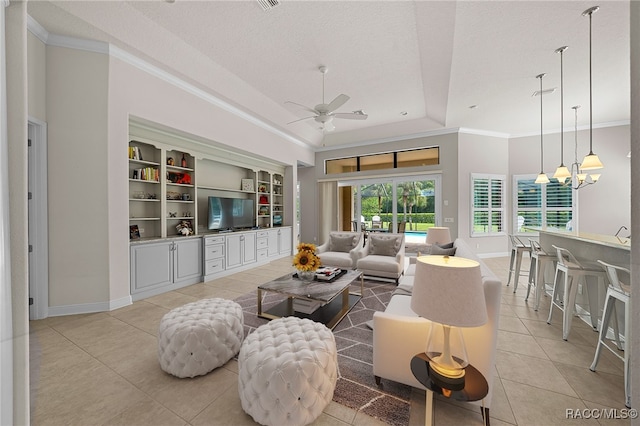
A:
[285,65,368,132]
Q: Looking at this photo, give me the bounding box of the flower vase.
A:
[297,270,316,283]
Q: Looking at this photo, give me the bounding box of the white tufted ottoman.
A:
[157,298,244,378]
[238,317,338,426]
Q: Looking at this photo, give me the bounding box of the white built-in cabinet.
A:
[129,120,292,297]
[130,237,203,300]
[225,232,257,269]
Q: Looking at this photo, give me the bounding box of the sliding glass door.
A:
[339,174,441,235]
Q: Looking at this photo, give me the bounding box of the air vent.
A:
[532,87,556,97]
[257,0,280,11]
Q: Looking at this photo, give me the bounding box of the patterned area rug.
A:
[234,279,412,426]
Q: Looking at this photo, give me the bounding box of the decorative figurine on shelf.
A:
[259,195,268,204]
[176,220,193,236]
[167,157,174,166]
[181,154,187,168]
[258,184,267,193]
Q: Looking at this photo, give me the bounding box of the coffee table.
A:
[257,270,363,329]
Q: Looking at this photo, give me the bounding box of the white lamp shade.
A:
[581,153,603,170]
[535,172,550,184]
[410,255,487,327]
[425,227,451,245]
[553,165,571,181]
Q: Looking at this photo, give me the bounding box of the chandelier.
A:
[545,6,604,189]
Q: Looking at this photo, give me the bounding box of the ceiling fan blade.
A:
[287,116,315,125]
[323,121,335,132]
[326,94,350,113]
[284,101,318,114]
[334,112,368,120]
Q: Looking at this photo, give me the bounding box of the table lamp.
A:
[410,255,487,388]
[425,227,451,245]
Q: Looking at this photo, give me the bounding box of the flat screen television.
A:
[208,197,255,230]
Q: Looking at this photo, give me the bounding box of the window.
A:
[513,175,573,234]
[325,147,439,175]
[471,174,505,236]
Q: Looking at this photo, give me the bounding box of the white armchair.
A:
[316,231,365,270]
[356,233,405,283]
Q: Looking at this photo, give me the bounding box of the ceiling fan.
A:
[286,66,368,132]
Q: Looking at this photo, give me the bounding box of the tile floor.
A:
[29,255,630,425]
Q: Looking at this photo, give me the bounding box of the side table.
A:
[410,353,489,426]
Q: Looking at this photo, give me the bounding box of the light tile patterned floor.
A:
[29,255,630,425]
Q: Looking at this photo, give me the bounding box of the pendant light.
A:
[580,6,604,171]
[553,46,571,184]
[535,73,550,184]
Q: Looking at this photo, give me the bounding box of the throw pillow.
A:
[436,241,454,249]
[369,235,401,257]
[329,234,357,253]
[430,244,457,256]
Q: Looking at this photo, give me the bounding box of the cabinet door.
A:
[242,232,257,264]
[226,234,243,269]
[267,229,279,257]
[130,242,172,293]
[279,227,293,255]
[174,239,203,283]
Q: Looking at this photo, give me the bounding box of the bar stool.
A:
[525,239,555,311]
[546,245,607,340]
[507,235,531,293]
[590,260,631,408]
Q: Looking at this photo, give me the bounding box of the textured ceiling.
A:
[27,1,630,149]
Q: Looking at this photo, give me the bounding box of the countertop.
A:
[528,226,631,251]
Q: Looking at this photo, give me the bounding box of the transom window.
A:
[325,147,439,175]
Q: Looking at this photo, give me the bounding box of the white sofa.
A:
[356,233,405,283]
[316,231,365,269]
[372,238,501,418]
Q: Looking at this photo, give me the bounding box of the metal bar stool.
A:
[590,260,631,408]
[546,245,607,340]
[525,239,555,311]
[507,235,531,293]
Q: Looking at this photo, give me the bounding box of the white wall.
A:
[27,31,45,121]
[46,45,110,307]
[509,125,630,235]
[458,132,510,255]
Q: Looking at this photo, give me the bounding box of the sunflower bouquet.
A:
[293,242,321,272]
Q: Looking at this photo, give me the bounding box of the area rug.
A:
[233,279,412,426]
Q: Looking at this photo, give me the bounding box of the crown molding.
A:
[458,127,510,139]
[510,119,631,139]
[26,15,311,151]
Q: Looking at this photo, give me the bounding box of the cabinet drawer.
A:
[205,244,224,260]
[205,236,225,245]
[205,258,224,275]
[257,249,268,261]
[257,231,269,238]
[256,237,268,250]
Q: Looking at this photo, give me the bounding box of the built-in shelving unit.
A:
[257,170,271,228]
[165,149,196,237]
[129,142,162,239]
[272,173,284,226]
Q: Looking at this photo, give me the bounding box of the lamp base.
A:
[428,361,466,391]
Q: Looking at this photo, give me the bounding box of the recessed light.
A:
[469,105,478,109]
[400,111,408,116]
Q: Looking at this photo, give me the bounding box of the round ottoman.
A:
[238,317,337,426]
[157,298,244,378]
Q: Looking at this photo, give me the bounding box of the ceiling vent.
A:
[532,87,556,97]
[257,0,280,11]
